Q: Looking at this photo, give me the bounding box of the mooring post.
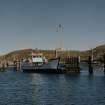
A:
[19,60,22,70]
[88,56,93,74]
[13,60,16,70]
[103,54,105,73]
[77,56,79,68]
[16,60,20,71]
[55,50,58,58]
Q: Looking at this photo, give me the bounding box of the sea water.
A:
[0,65,105,105]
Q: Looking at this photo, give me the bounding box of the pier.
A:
[0,53,81,73]
[0,60,21,71]
[64,56,80,73]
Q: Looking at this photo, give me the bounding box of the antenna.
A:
[55,24,64,58]
[56,24,64,50]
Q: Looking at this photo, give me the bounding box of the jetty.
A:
[64,56,80,73]
[0,56,80,74]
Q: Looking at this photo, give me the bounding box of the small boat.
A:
[21,53,63,73]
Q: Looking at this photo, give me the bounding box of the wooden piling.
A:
[88,56,93,74]
[55,50,58,58]
[103,54,105,73]
[16,60,21,71]
[65,56,80,73]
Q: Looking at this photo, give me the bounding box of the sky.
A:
[0,0,105,54]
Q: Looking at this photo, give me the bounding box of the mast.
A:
[56,24,64,49]
[56,24,64,58]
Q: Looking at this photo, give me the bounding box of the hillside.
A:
[80,44,105,61]
[1,44,105,61]
[0,49,80,61]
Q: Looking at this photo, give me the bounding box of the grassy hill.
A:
[1,44,105,61]
[0,49,80,61]
[80,44,105,61]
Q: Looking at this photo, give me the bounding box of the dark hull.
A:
[22,68,65,74]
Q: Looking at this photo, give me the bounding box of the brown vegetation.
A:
[0,44,105,62]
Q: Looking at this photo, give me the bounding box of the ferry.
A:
[21,53,64,73]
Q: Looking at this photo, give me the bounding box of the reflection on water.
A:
[0,66,105,105]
